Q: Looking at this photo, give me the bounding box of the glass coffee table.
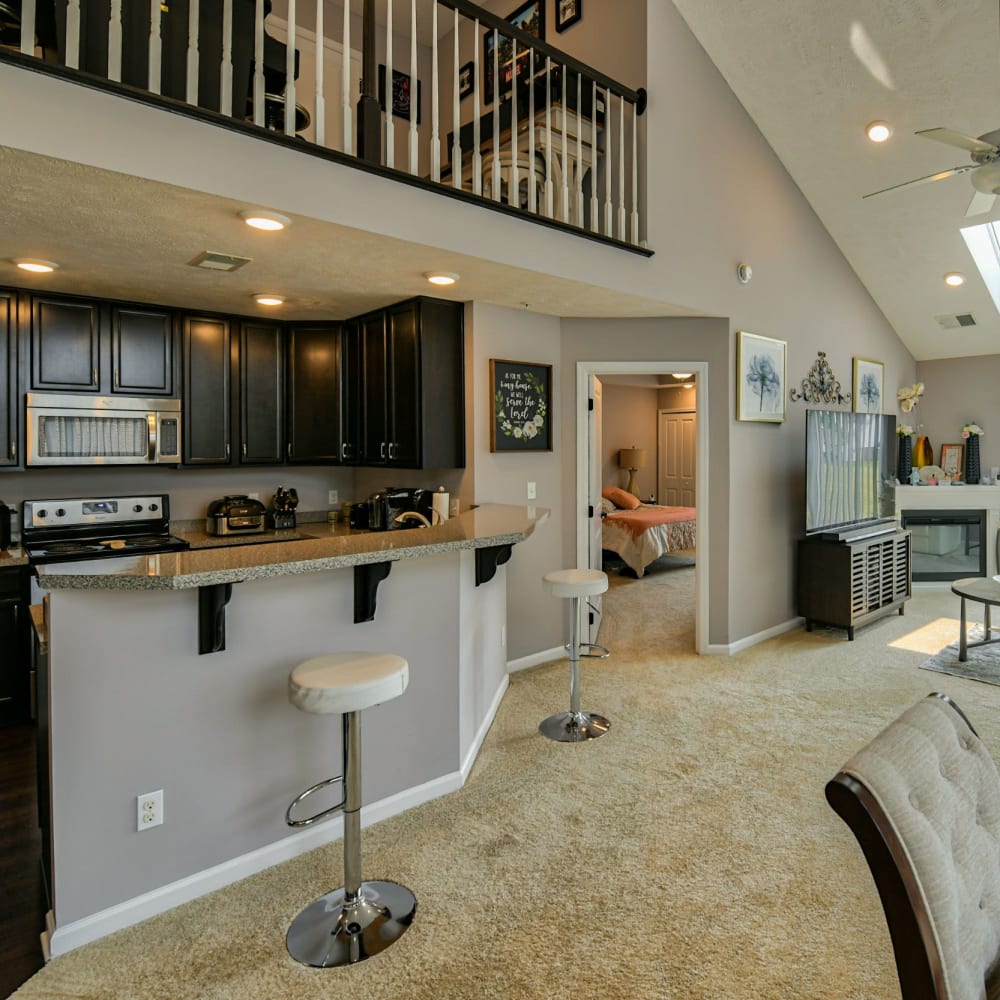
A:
[951,577,1000,661]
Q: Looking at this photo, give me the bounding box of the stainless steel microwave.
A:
[26,393,182,466]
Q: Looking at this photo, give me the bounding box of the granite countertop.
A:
[0,545,29,568]
[34,504,549,591]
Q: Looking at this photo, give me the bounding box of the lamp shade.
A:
[618,448,646,470]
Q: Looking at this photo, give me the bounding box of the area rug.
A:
[919,626,1000,687]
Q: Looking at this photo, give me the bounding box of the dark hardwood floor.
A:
[0,723,46,998]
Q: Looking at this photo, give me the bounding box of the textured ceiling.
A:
[673,0,1000,360]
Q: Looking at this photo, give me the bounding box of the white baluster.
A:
[314,0,325,145]
[408,0,418,174]
[185,0,200,103]
[575,71,583,226]
[604,85,612,235]
[107,0,123,81]
[527,47,536,214]
[618,93,626,239]
[491,29,500,201]
[560,65,569,222]
[147,0,161,93]
[472,17,481,194]
[253,0,265,125]
[631,99,639,245]
[590,79,599,232]
[285,0,297,135]
[19,0,35,56]
[430,1,439,181]
[220,0,233,116]
[544,57,553,218]
[452,7,461,188]
[342,0,352,154]
[385,0,394,168]
[510,37,518,207]
[65,0,81,68]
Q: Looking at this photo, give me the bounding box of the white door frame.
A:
[575,361,710,655]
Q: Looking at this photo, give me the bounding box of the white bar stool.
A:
[284,651,415,967]
[540,568,611,742]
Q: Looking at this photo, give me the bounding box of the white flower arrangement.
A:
[897,382,924,413]
[962,422,984,438]
[896,424,913,437]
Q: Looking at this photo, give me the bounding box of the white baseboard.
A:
[706,616,804,655]
[460,673,509,781]
[506,645,564,673]
[48,770,462,958]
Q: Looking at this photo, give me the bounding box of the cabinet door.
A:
[239,322,285,464]
[386,303,421,467]
[340,323,363,465]
[287,326,342,463]
[360,313,388,465]
[31,296,100,391]
[183,316,232,464]
[0,293,17,467]
[0,569,29,727]
[112,306,175,396]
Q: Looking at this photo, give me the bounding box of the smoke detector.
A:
[189,251,253,272]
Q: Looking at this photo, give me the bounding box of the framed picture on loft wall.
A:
[458,60,474,99]
[736,330,786,423]
[490,358,552,451]
[483,0,544,102]
[556,0,582,32]
[852,357,884,413]
[378,64,421,122]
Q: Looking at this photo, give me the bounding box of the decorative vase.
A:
[897,436,912,483]
[965,435,981,484]
[913,434,933,468]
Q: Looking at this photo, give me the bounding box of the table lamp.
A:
[618,447,646,496]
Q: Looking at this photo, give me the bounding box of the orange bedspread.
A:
[606,506,695,541]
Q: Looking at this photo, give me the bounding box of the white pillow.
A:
[599,497,615,514]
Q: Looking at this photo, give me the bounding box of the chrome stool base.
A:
[286,879,417,967]
[539,710,610,742]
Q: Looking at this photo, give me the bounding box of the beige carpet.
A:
[15,565,992,1000]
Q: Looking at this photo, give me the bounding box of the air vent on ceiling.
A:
[935,313,977,329]
[188,251,253,272]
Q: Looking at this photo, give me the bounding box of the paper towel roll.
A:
[432,490,450,524]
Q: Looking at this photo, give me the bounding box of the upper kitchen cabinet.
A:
[183,315,231,465]
[239,322,285,465]
[28,292,176,396]
[0,292,17,468]
[286,325,343,464]
[360,297,465,469]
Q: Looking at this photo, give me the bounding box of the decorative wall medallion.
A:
[789,351,851,405]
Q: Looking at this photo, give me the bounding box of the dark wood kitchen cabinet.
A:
[340,322,363,465]
[0,566,31,727]
[238,322,285,464]
[286,325,343,464]
[0,292,17,468]
[183,315,232,464]
[360,297,465,469]
[28,293,176,396]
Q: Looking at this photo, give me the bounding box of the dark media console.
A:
[798,528,911,640]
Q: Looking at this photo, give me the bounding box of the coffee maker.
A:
[367,488,433,530]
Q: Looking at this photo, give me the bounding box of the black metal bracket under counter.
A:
[475,544,513,586]
[199,583,235,654]
[354,562,392,623]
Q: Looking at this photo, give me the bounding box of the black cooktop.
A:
[26,533,189,564]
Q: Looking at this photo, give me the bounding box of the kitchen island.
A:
[36,504,547,956]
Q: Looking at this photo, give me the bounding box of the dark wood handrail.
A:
[437,0,646,111]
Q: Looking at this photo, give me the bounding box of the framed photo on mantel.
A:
[490,358,552,451]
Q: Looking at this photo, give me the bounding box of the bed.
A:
[601,502,697,577]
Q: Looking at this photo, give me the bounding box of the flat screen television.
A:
[805,409,896,536]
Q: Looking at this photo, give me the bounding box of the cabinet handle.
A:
[242,442,247,458]
[287,442,292,459]
[341,442,349,460]
[92,367,98,386]
[9,440,14,461]
[381,442,386,459]
[114,369,120,388]
[226,442,230,460]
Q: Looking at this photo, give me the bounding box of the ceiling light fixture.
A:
[15,258,59,273]
[425,271,459,286]
[944,272,966,287]
[240,210,291,231]
[671,372,693,380]
[253,293,285,306]
[866,121,892,143]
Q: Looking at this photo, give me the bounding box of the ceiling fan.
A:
[863,127,1000,216]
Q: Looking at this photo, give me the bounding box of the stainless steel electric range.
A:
[22,494,190,564]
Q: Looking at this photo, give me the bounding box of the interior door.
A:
[588,375,604,644]
[658,409,696,506]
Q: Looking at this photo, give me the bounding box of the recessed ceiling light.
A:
[253,293,285,306]
[944,272,966,287]
[240,210,291,231]
[14,258,59,273]
[682,383,695,389]
[866,121,892,143]
[671,372,693,380]
[425,271,459,286]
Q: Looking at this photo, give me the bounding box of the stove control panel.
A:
[23,495,170,530]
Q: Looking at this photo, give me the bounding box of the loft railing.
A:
[3,0,648,250]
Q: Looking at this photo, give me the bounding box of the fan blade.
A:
[916,127,998,155]
[863,164,977,199]
[966,189,997,216]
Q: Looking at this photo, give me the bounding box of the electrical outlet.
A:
[328,489,339,506]
[137,789,163,832]
[527,482,537,500]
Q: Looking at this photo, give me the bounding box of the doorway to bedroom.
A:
[576,362,709,655]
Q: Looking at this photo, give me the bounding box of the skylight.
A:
[960,221,1000,313]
